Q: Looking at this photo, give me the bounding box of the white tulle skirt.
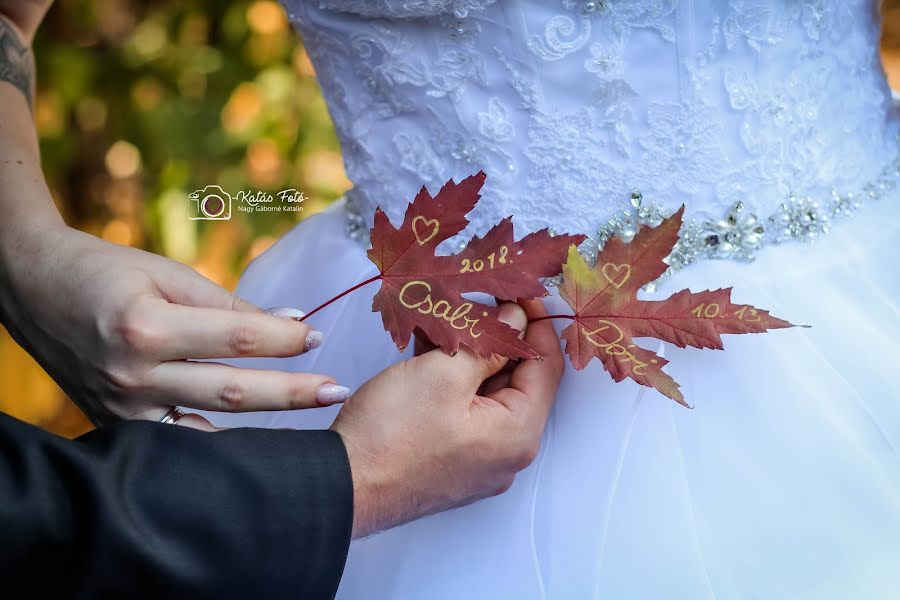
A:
[204,198,900,599]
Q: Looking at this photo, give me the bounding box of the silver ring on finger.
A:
[159,406,186,425]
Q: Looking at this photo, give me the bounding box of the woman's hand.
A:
[331,300,564,538]
[0,223,349,427]
[1,10,350,428]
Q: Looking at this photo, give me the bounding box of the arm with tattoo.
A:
[0,16,35,110]
[0,1,55,215]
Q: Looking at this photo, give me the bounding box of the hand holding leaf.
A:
[302,174,797,407]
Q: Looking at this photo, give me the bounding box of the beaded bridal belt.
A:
[344,154,900,290]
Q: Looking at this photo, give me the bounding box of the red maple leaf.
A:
[558,206,797,406]
[368,171,585,359]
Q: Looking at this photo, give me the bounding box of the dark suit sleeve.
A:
[0,412,353,599]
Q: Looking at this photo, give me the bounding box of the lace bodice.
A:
[284,0,899,257]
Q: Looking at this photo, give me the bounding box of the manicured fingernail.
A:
[498,303,528,334]
[305,330,324,351]
[316,384,351,406]
[265,307,306,320]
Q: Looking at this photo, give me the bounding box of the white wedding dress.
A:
[205,1,900,598]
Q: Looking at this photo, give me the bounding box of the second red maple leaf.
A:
[558,206,796,406]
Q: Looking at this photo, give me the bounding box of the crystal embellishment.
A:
[344,154,900,289]
[700,201,764,261]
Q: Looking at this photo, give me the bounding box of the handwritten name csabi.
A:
[399,280,484,339]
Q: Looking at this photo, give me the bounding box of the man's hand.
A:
[331,300,564,538]
[0,224,349,426]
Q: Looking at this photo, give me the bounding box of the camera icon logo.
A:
[188,185,232,220]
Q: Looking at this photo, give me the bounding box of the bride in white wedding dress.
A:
[204,1,900,598]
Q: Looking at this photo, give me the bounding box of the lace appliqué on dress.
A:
[288,0,900,281]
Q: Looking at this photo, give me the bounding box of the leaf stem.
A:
[529,314,576,323]
[299,274,383,322]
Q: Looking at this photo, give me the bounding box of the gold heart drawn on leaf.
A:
[601,263,631,289]
[412,216,440,246]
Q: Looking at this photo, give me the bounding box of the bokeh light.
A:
[105,140,143,179]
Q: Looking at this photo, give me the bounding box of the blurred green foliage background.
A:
[0,0,350,436]
[4,1,900,437]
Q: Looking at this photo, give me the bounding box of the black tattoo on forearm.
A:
[0,16,35,109]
